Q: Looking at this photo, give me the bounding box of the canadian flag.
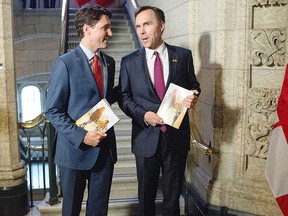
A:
[266,64,288,215]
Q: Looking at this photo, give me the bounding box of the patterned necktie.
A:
[93,54,104,98]
[154,51,167,132]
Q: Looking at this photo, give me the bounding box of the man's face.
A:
[84,15,112,52]
[135,9,165,50]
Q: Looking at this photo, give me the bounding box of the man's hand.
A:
[83,131,107,147]
[182,90,200,109]
[144,111,164,126]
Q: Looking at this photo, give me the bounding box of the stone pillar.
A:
[184,0,285,215]
[0,1,29,216]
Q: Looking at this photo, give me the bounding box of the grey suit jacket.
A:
[45,45,117,170]
[119,43,201,157]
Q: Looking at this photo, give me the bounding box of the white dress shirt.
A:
[145,43,169,87]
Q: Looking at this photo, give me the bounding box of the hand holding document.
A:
[157,83,193,129]
[76,99,120,132]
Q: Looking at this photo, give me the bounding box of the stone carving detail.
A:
[246,88,280,159]
[251,0,288,6]
[248,29,286,66]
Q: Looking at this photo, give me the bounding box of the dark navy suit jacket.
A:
[45,45,117,170]
[119,43,201,157]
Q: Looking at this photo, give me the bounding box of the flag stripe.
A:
[266,125,288,197]
[276,194,288,216]
[277,64,288,141]
[266,64,288,216]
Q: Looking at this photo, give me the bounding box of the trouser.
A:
[136,134,188,216]
[60,148,113,216]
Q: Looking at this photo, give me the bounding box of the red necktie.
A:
[154,51,167,132]
[93,54,104,98]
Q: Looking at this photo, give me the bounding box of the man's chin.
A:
[101,44,109,49]
[141,43,151,49]
[101,41,109,49]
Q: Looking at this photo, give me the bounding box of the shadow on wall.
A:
[193,33,241,151]
[189,33,241,209]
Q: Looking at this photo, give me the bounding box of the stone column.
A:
[0,1,29,216]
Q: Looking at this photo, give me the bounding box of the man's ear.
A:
[83,24,91,36]
[160,22,165,34]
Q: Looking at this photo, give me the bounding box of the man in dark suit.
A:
[45,5,117,216]
[118,6,201,216]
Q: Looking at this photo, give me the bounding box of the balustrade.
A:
[18,113,60,207]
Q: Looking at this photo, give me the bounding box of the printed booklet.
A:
[157,83,193,129]
[76,99,119,132]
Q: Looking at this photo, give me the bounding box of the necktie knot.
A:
[154,51,159,57]
[94,54,98,65]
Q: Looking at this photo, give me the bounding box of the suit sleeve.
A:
[118,57,148,128]
[45,57,87,149]
[105,55,118,105]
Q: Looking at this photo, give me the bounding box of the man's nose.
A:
[107,28,112,37]
[138,26,144,35]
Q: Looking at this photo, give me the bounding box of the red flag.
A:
[266,64,288,215]
[76,0,91,6]
[97,0,113,7]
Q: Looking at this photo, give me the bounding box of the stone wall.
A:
[13,1,126,82]
[137,0,287,215]
[13,9,61,81]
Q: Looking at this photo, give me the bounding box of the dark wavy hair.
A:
[75,4,112,39]
[135,6,165,23]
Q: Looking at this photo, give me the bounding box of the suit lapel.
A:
[101,52,112,97]
[75,46,99,93]
[135,46,179,100]
[136,48,160,99]
[136,48,150,82]
[75,46,104,97]
[166,44,178,89]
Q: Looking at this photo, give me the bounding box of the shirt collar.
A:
[145,43,166,60]
[80,43,100,61]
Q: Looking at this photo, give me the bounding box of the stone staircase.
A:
[37,6,184,216]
